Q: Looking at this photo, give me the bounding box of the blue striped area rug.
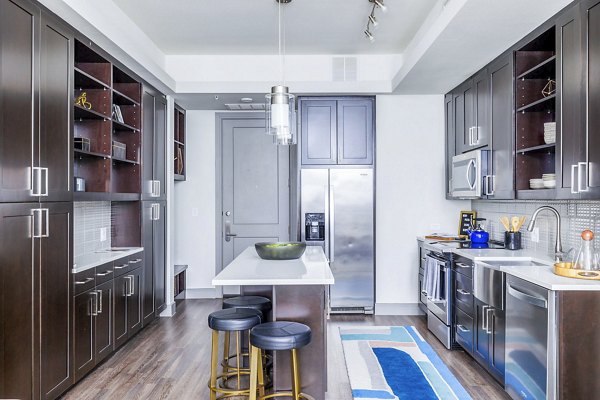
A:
[339,326,472,400]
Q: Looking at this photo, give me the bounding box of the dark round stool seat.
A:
[250,322,311,351]
[222,296,272,316]
[208,308,262,332]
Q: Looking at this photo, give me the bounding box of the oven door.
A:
[425,255,450,325]
[451,150,485,198]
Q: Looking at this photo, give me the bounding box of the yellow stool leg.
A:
[209,330,219,400]
[257,347,265,397]
[249,345,260,400]
[291,348,301,400]
[236,331,242,390]
[223,331,230,379]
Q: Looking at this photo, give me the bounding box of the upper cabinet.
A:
[142,89,167,200]
[174,105,186,181]
[445,0,600,201]
[299,97,374,166]
[0,0,72,203]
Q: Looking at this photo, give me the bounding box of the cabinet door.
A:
[141,90,155,199]
[473,69,490,149]
[127,268,143,337]
[142,202,155,325]
[488,55,515,199]
[0,203,37,400]
[0,0,39,203]
[39,202,72,399]
[337,99,374,165]
[94,280,113,364]
[154,96,167,200]
[556,5,585,198]
[489,308,506,382]
[113,274,129,349]
[39,13,73,202]
[473,299,490,365]
[454,81,474,154]
[445,93,455,198]
[300,100,337,165]
[154,202,167,315]
[73,290,95,382]
[583,0,600,196]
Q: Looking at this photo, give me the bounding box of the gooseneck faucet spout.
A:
[527,206,563,261]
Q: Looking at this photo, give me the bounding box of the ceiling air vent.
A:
[332,56,358,82]
[225,103,266,110]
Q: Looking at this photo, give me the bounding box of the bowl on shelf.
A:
[543,180,556,188]
[255,242,306,260]
[530,178,545,189]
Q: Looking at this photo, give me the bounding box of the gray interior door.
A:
[220,114,289,294]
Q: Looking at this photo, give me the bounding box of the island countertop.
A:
[212,245,334,286]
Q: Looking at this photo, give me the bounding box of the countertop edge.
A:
[72,248,144,274]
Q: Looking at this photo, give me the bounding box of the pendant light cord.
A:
[278,0,286,85]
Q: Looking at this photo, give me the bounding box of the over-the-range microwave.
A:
[450,149,489,198]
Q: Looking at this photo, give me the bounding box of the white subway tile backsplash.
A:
[472,200,600,258]
[74,202,112,257]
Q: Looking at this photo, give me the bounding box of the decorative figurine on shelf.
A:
[75,92,92,109]
[542,79,556,98]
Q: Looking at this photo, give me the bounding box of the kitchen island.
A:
[212,245,334,399]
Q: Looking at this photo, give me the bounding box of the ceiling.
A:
[112,0,437,55]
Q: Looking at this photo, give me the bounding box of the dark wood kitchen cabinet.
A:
[40,203,73,399]
[0,202,72,400]
[474,298,505,383]
[142,89,167,200]
[486,54,515,199]
[454,71,489,154]
[299,97,374,166]
[94,280,114,364]
[142,201,167,324]
[0,0,73,204]
[114,267,144,349]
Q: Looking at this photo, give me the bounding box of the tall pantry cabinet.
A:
[0,0,74,399]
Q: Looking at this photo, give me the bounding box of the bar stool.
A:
[221,296,273,379]
[207,308,262,400]
[248,321,314,400]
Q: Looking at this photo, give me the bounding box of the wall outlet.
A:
[100,227,107,242]
[530,227,540,243]
[191,207,199,217]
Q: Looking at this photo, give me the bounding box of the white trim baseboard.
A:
[375,302,424,316]
[185,288,221,299]
[159,302,177,317]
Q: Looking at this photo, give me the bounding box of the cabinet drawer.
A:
[455,307,474,354]
[453,255,473,279]
[73,268,96,295]
[94,261,114,285]
[455,271,474,316]
[113,256,132,277]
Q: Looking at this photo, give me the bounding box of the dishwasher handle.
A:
[508,284,547,309]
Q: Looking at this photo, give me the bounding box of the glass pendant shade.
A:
[265,85,296,145]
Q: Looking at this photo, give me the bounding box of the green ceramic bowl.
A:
[255,242,306,260]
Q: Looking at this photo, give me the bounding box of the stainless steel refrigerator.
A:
[300,168,374,313]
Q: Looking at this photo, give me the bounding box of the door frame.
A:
[215,112,274,297]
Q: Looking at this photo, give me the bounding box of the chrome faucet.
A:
[527,206,563,262]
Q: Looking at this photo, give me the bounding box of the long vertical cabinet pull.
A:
[578,162,590,192]
[31,208,49,238]
[40,167,48,196]
[571,164,579,194]
[90,292,99,317]
[97,290,103,314]
[329,185,335,263]
[32,167,42,196]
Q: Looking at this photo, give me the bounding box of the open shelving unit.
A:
[514,27,556,197]
[73,40,142,199]
[174,105,186,181]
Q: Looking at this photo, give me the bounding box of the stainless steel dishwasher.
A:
[505,275,550,400]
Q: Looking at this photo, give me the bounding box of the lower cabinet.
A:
[474,298,505,383]
[115,266,144,349]
[142,201,167,325]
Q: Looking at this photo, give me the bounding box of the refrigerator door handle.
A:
[329,185,335,263]
[324,184,329,260]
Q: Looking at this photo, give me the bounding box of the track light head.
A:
[373,0,387,13]
[368,13,378,27]
[364,29,375,42]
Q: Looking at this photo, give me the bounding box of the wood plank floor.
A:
[62,300,510,400]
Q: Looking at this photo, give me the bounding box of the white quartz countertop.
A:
[418,238,600,291]
[73,247,144,274]
[212,246,334,286]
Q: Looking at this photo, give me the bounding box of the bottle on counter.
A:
[573,230,599,271]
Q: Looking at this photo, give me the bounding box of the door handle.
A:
[484,175,495,196]
[114,263,129,270]
[129,276,135,296]
[481,305,490,332]
[455,262,472,269]
[457,324,470,333]
[571,164,579,194]
[225,221,237,242]
[41,208,49,238]
[97,290,103,314]
[129,258,142,264]
[456,288,470,296]
[329,185,335,263]
[485,307,494,334]
[125,276,134,296]
[75,277,94,285]
[96,270,113,277]
[90,291,99,316]
[578,162,589,192]
[40,167,48,196]
[466,159,476,190]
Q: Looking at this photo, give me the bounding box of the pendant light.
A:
[265,0,296,145]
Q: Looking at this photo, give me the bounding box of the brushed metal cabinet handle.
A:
[330,185,335,263]
[457,324,470,333]
[97,290,103,314]
[115,263,129,270]
[41,208,49,238]
[455,262,471,269]
[31,167,42,196]
[457,288,470,296]
[481,305,490,332]
[75,277,94,285]
[96,270,113,277]
[40,167,49,197]
[90,291,98,316]
[571,164,578,194]
[32,209,42,238]
[129,258,142,264]
[485,307,494,334]
[578,161,589,192]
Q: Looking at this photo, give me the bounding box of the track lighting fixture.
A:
[365,0,387,42]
